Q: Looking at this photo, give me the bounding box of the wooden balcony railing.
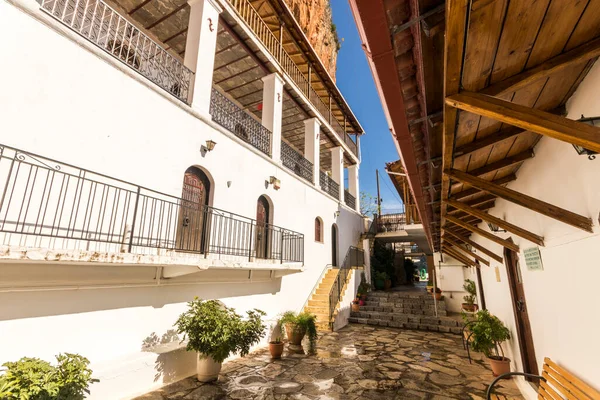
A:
[228,0,358,157]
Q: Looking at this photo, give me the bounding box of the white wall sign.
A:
[523,247,543,271]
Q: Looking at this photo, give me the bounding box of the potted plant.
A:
[351,298,360,312]
[357,273,371,301]
[174,298,266,382]
[433,287,443,300]
[462,279,479,312]
[384,275,392,290]
[373,271,389,290]
[280,311,318,354]
[269,337,284,359]
[470,310,512,376]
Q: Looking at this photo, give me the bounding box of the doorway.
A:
[504,245,539,378]
[331,224,338,266]
[178,167,211,253]
[255,195,271,259]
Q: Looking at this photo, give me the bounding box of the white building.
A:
[0,0,367,397]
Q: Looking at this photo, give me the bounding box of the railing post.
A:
[248,223,254,261]
[280,231,284,263]
[128,187,141,253]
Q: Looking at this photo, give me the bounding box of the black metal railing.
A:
[319,171,340,199]
[281,141,313,183]
[40,0,192,103]
[344,190,356,209]
[0,145,303,262]
[210,88,272,156]
[328,246,365,324]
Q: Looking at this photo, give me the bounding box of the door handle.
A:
[516,299,525,312]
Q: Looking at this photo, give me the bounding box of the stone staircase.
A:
[348,291,463,334]
[304,267,352,331]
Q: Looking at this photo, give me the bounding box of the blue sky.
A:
[333,0,405,212]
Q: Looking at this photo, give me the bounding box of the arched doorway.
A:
[255,195,271,259]
[178,166,211,253]
[331,224,338,266]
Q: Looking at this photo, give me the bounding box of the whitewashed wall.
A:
[0,1,364,398]
[432,252,478,313]
[437,63,600,398]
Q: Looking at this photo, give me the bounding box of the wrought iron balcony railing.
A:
[344,189,356,210]
[281,141,313,183]
[0,145,303,263]
[228,0,359,157]
[319,171,339,199]
[210,88,272,156]
[40,0,193,103]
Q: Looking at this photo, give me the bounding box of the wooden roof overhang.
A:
[352,0,600,258]
[105,0,357,167]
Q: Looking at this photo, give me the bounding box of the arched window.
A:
[315,217,323,243]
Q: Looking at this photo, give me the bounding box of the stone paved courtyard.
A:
[135,324,523,399]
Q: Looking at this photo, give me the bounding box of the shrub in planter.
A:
[433,287,443,300]
[462,279,479,312]
[0,353,98,400]
[373,271,389,290]
[280,311,318,354]
[269,337,284,359]
[470,310,512,376]
[174,298,266,382]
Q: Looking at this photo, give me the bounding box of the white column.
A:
[348,164,359,212]
[261,73,285,162]
[331,147,344,202]
[304,118,321,186]
[184,0,222,117]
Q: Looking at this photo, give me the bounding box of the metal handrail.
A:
[327,246,364,326]
[486,373,544,400]
[0,144,304,262]
[301,264,332,312]
[40,0,193,103]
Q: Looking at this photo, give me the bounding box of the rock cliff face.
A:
[284,0,339,79]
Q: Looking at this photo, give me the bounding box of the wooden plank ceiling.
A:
[104,0,355,167]
[364,0,600,257]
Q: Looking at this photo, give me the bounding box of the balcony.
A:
[344,189,356,210]
[319,171,339,199]
[281,141,313,184]
[0,145,304,263]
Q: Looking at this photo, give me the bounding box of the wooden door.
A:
[504,246,539,378]
[178,169,209,252]
[255,196,270,259]
[331,224,338,266]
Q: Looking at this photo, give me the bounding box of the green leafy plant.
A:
[174,298,266,363]
[374,271,390,281]
[279,311,318,349]
[357,272,371,297]
[270,337,282,345]
[463,279,477,306]
[470,310,511,360]
[0,353,98,400]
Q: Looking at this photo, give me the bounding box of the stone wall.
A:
[284,0,339,79]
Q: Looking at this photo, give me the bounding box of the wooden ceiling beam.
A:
[443,237,490,266]
[447,169,593,232]
[466,149,533,177]
[448,199,545,246]
[452,173,516,200]
[455,126,523,157]
[446,92,600,154]
[442,245,476,267]
[446,215,520,252]
[481,36,600,97]
[444,228,503,263]
[449,200,496,218]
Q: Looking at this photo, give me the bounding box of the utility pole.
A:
[376,169,382,217]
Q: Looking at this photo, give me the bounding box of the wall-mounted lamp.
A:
[574,115,599,160]
[269,176,281,190]
[487,222,506,233]
[334,211,340,218]
[205,140,217,152]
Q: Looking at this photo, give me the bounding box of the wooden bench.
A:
[487,357,600,400]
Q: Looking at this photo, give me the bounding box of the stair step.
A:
[348,312,462,334]
[310,293,329,301]
[308,299,328,307]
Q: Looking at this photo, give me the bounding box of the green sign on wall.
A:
[523,247,543,271]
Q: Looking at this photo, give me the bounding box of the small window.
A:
[315,217,323,243]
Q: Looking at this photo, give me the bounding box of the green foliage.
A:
[403,258,416,283]
[463,279,477,305]
[357,272,371,296]
[470,310,511,360]
[174,298,266,363]
[374,271,390,281]
[279,311,318,349]
[371,240,395,283]
[0,354,97,400]
[359,192,377,217]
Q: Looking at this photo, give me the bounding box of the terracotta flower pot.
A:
[285,323,307,354]
[351,303,360,312]
[384,279,392,290]
[461,303,478,312]
[269,342,285,359]
[197,354,222,382]
[434,292,442,301]
[488,356,511,376]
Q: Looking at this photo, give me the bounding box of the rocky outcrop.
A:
[284,0,339,79]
